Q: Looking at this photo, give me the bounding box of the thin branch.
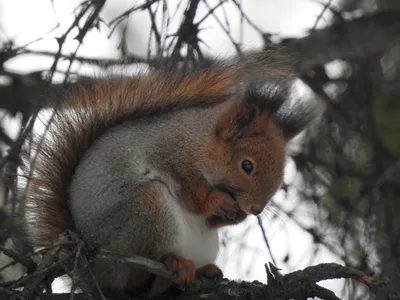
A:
[96,249,180,284]
[108,0,160,36]
[257,216,277,266]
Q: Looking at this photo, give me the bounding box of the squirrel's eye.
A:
[241,159,253,175]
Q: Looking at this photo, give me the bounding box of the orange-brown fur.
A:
[161,253,196,283]
[196,263,223,279]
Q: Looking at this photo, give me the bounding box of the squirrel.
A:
[18,52,319,295]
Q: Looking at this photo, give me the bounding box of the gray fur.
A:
[69,107,220,291]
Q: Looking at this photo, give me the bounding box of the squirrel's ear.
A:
[216,101,262,141]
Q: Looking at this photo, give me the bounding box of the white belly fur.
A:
[172,203,219,268]
[148,171,220,268]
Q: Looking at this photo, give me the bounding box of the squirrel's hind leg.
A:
[70,179,182,294]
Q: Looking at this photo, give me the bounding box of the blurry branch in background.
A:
[2,9,400,114]
[1,0,400,299]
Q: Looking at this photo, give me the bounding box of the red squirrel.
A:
[19,52,319,295]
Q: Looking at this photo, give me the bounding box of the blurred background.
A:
[0,0,400,299]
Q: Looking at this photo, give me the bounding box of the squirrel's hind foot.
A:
[161,253,196,284]
[196,263,223,280]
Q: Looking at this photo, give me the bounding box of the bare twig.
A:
[96,249,180,284]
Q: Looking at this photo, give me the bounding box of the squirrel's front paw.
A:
[196,263,223,280]
[214,201,245,222]
[206,189,245,221]
[161,253,196,284]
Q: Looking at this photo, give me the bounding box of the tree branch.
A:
[11,262,396,300]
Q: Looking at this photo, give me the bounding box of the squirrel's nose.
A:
[251,205,264,216]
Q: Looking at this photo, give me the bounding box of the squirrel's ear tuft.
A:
[272,98,322,141]
[244,82,291,114]
[216,102,261,142]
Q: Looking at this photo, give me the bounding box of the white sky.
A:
[0,0,353,297]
